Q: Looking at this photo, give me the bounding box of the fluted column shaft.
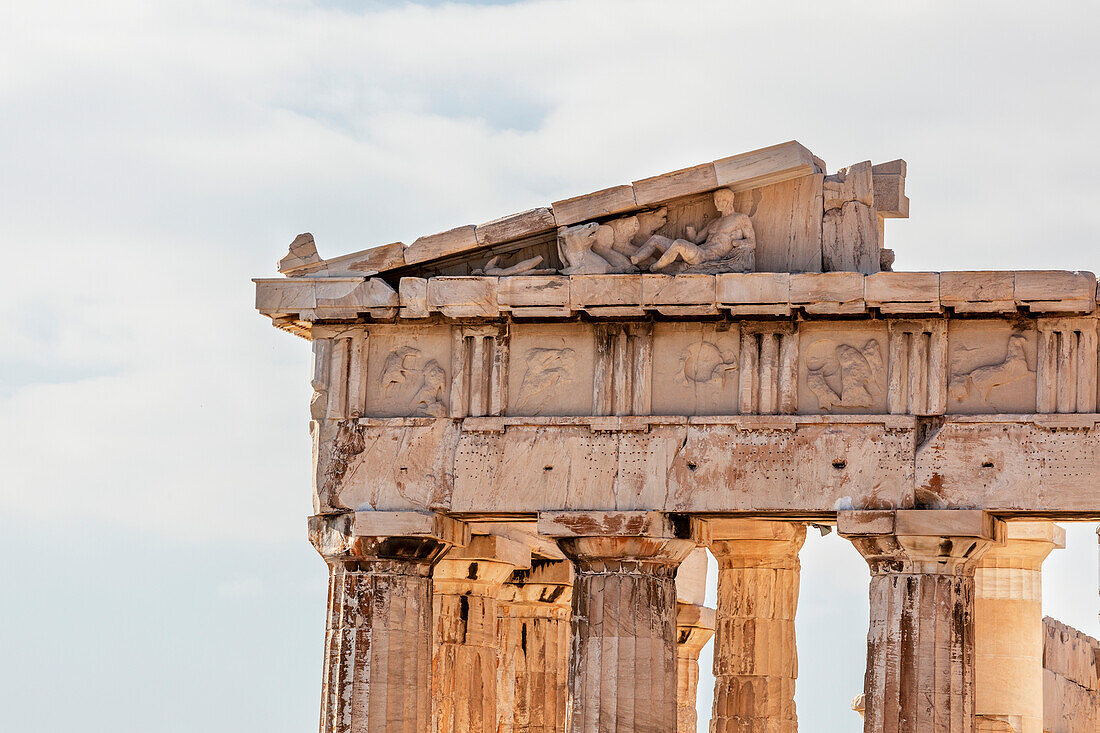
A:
[974,522,1064,733]
[498,561,573,733]
[676,603,716,733]
[692,519,806,733]
[432,535,530,733]
[840,510,1004,733]
[309,512,468,733]
[541,511,696,733]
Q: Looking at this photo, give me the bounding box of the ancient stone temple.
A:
[254,141,1100,732]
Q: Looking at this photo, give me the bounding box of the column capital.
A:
[538,510,687,539]
[538,510,695,572]
[691,517,807,569]
[308,511,469,569]
[839,509,1005,575]
[434,532,532,589]
[502,559,573,608]
[980,520,1065,564]
[676,602,716,658]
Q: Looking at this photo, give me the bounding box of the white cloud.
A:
[1,3,1097,727]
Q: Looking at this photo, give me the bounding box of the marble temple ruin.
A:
[254,141,1100,732]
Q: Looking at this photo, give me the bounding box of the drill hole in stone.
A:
[981,461,994,468]
[832,458,847,470]
[687,461,698,471]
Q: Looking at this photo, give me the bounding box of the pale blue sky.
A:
[2,1,1098,731]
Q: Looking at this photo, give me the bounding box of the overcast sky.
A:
[2,1,1098,731]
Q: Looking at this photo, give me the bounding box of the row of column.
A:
[309,510,1063,733]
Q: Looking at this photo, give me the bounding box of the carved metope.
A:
[451,325,509,418]
[1036,318,1098,413]
[739,323,798,415]
[593,323,652,416]
[887,320,947,415]
[309,512,469,733]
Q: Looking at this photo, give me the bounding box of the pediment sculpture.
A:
[268,140,910,282]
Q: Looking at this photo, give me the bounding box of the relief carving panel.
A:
[797,323,889,414]
[555,189,756,276]
[507,324,595,416]
[651,323,740,416]
[947,321,1037,414]
[363,325,452,417]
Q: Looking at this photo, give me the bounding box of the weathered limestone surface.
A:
[676,602,716,733]
[432,535,530,733]
[540,511,696,733]
[674,548,715,733]
[256,142,1100,733]
[694,519,806,733]
[974,522,1065,733]
[840,510,1004,733]
[309,512,469,733]
[1042,617,1100,733]
[497,561,573,733]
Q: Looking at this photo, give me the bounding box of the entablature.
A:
[316,413,1100,519]
[255,269,1098,331]
[257,141,1100,521]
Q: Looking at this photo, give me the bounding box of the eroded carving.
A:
[806,338,885,409]
[631,189,755,274]
[592,207,670,270]
[949,334,1033,406]
[682,341,739,385]
[318,419,363,509]
[558,222,634,275]
[380,346,447,417]
[516,347,577,415]
[474,254,553,276]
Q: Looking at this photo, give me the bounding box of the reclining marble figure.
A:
[631,187,755,273]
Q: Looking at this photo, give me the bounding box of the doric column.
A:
[839,510,1005,733]
[432,534,530,733]
[676,602,716,733]
[497,560,573,733]
[308,511,469,733]
[675,548,715,733]
[691,518,806,733]
[974,522,1064,733]
[540,511,696,733]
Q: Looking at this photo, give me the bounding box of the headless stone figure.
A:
[631,188,755,273]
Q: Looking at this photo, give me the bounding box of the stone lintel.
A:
[537,510,685,539]
[257,270,1099,334]
[838,509,1003,541]
[691,516,807,544]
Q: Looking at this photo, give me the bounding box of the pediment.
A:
[274,141,910,284]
